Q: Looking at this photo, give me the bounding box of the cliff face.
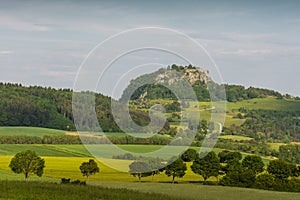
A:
[155,66,211,86]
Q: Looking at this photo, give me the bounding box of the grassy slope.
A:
[0,181,177,200]
[93,182,300,200]
[168,97,300,128]
[1,181,299,200]
[0,126,65,137]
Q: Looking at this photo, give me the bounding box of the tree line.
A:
[0,83,156,132]
[128,149,300,192]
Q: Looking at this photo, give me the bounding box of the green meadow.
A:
[0,127,66,137]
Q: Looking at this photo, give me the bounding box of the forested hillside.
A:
[0,83,154,132]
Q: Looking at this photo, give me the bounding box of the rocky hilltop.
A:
[120,64,283,102]
[155,65,211,85]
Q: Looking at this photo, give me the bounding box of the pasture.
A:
[0,181,177,200]
[0,126,65,137]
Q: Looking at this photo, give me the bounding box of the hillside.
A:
[0,83,155,132]
[0,64,300,144]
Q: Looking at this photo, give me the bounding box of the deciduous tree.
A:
[9,150,45,180]
[79,159,100,179]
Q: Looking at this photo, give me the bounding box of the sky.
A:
[0,0,300,97]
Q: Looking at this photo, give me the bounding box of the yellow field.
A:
[0,156,207,183]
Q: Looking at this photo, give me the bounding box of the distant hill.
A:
[121,64,284,102]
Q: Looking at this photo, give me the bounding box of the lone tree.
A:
[242,155,264,174]
[191,151,220,181]
[80,159,100,179]
[9,150,45,180]
[165,158,187,183]
[129,161,151,182]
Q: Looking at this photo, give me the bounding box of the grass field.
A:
[0,181,178,200]
[93,182,300,200]
[0,144,224,157]
[226,97,300,111]
[1,181,299,200]
[0,126,66,137]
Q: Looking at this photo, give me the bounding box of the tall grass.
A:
[0,181,180,200]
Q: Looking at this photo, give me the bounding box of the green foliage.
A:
[242,155,264,174]
[254,174,275,190]
[267,159,292,179]
[191,151,220,181]
[0,83,154,132]
[279,145,300,164]
[164,158,187,183]
[241,109,300,141]
[165,101,181,112]
[181,149,198,162]
[218,150,242,163]
[79,159,100,178]
[61,178,86,185]
[129,161,151,182]
[220,159,256,188]
[225,85,282,102]
[9,150,45,180]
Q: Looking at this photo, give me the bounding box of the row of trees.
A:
[8,150,100,180]
[7,149,300,192]
[0,135,171,145]
[128,149,300,192]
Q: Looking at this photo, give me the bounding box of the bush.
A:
[254,174,274,190]
[61,178,71,184]
[61,178,86,185]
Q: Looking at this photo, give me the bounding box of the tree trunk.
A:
[172,176,175,184]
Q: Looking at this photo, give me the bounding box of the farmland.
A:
[0,144,273,182]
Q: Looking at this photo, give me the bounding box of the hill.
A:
[121,64,284,102]
[0,83,157,132]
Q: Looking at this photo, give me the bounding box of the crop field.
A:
[0,155,208,183]
[0,144,272,183]
[218,135,253,141]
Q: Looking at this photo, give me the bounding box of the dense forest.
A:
[0,83,156,132]
[223,109,300,141]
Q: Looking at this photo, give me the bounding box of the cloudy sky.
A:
[1,0,300,97]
